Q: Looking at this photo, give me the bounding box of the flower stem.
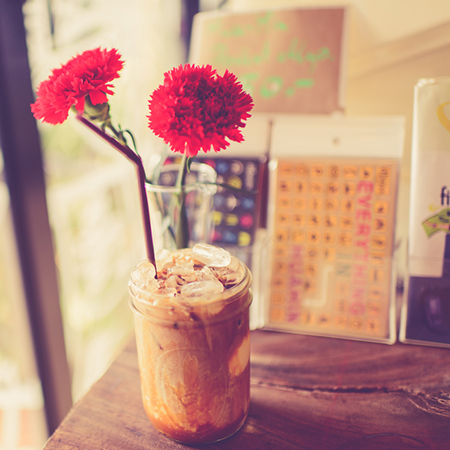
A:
[76,115,157,275]
[174,153,189,249]
[175,153,188,189]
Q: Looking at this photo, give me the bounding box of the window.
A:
[1,0,197,445]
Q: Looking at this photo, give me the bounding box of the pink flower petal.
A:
[148,64,253,157]
[31,47,124,124]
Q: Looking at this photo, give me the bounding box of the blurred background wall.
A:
[221,0,450,281]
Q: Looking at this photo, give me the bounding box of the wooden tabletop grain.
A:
[43,330,450,449]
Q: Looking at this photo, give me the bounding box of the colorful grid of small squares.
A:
[198,157,264,247]
[268,158,398,341]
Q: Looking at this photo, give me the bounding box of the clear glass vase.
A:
[146,162,217,251]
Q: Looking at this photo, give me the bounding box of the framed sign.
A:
[261,115,405,344]
[190,7,348,114]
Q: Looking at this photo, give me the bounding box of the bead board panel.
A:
[265,157,399,343]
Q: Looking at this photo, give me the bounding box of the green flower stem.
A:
[76,114,157,275]
[175,195,190,249]
[175,153,188,190]
[174,153,190,249]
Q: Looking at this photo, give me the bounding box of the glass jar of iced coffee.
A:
[128,244,252,444]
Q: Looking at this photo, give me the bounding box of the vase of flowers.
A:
[31,47,253,265]
[146,161,217,252]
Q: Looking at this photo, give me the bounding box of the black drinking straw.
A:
[76,115,157,275]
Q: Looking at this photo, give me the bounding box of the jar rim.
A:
[145,162,217,194]
[129,257,252,314]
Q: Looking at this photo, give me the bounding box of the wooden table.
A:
[44,330,450,449]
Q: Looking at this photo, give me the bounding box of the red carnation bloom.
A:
[148,64,253,157]
[31,47,124,124]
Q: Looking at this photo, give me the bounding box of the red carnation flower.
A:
[148,64,253,158]
[31,47,124,124]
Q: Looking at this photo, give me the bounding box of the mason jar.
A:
[129,250,252,444]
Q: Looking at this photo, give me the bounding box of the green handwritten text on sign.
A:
[191,8,347,114]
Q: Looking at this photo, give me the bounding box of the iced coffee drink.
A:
[128,244,252,444]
